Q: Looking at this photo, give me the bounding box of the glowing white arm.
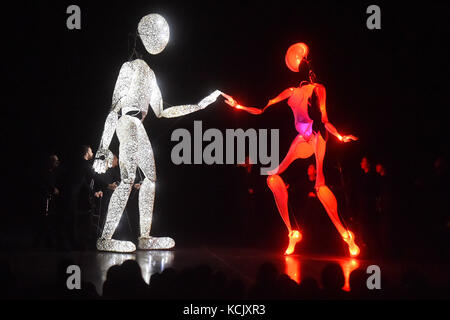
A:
[99,61,135,149]
[152,89,223,119]
[93,111,117,173]
[98,111,118,150]
[94,62,133,174]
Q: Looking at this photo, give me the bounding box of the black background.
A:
[1,1,449,250]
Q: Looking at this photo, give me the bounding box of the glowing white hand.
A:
[93,149,114,174]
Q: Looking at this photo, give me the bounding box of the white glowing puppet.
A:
[223,43,360,257]
[94,14,224,252]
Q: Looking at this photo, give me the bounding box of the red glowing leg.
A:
[314,134,360,257]
[316,185,345,235]
[266,175,303,255]
[316,186,360,257]
[266,135,313,255]
[342,230,360,257]
[267,174,292,232]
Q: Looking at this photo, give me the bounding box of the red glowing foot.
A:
[284,230,302,255]
[342,230,360,257]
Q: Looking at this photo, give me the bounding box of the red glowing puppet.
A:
[223,43,360,257]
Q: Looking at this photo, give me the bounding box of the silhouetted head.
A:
[105,264,121,283]
[299,276,320,294]
[48,154,60,170]
[257,262,279,284]
[321,263,345,291]
[79,145,93,160]
[349,268,367,293]
[120,260,144,285]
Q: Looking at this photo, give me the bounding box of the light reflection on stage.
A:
[91,251,174,294]
[284,256,301,284]
[340,259,360,291]
[284,254,359,291]
[3,247,447,296]
[136,251,174,284]
[83,250,371,294]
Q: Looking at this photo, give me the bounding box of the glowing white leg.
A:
[139,178,155,238]
[134,120,175,250]
[137,177,175,250]
[97,116,138,253]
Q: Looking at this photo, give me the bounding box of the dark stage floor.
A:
[2,246,450,296]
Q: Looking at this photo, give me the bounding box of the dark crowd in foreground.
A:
[1,259,449,300]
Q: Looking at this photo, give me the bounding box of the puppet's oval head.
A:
[285,43,309,72]
[138,13,170,55]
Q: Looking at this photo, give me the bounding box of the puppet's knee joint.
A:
[315,182,325,192]
[267,174,280,187]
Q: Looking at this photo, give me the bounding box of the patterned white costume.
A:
[94,14,222,252]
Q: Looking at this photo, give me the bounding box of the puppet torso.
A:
[112,59,154,120]
[288,84,316,138]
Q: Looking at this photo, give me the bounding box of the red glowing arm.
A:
[262,88,295,112]
[314,84,358,143]
[235,104,264,115]
[222,93,262,114]
[222,88,295,115]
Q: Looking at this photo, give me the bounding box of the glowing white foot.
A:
[138,237,175,250]
[96,238,136,253]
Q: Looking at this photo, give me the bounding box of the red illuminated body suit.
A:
[224,43,360,256]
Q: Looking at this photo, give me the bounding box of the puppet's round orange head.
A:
[285,43,309,72]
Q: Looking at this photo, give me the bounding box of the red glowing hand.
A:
[339,135,358,143]
[221,93,238,108]
[225,99,241,109]
[221,93,263,115]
